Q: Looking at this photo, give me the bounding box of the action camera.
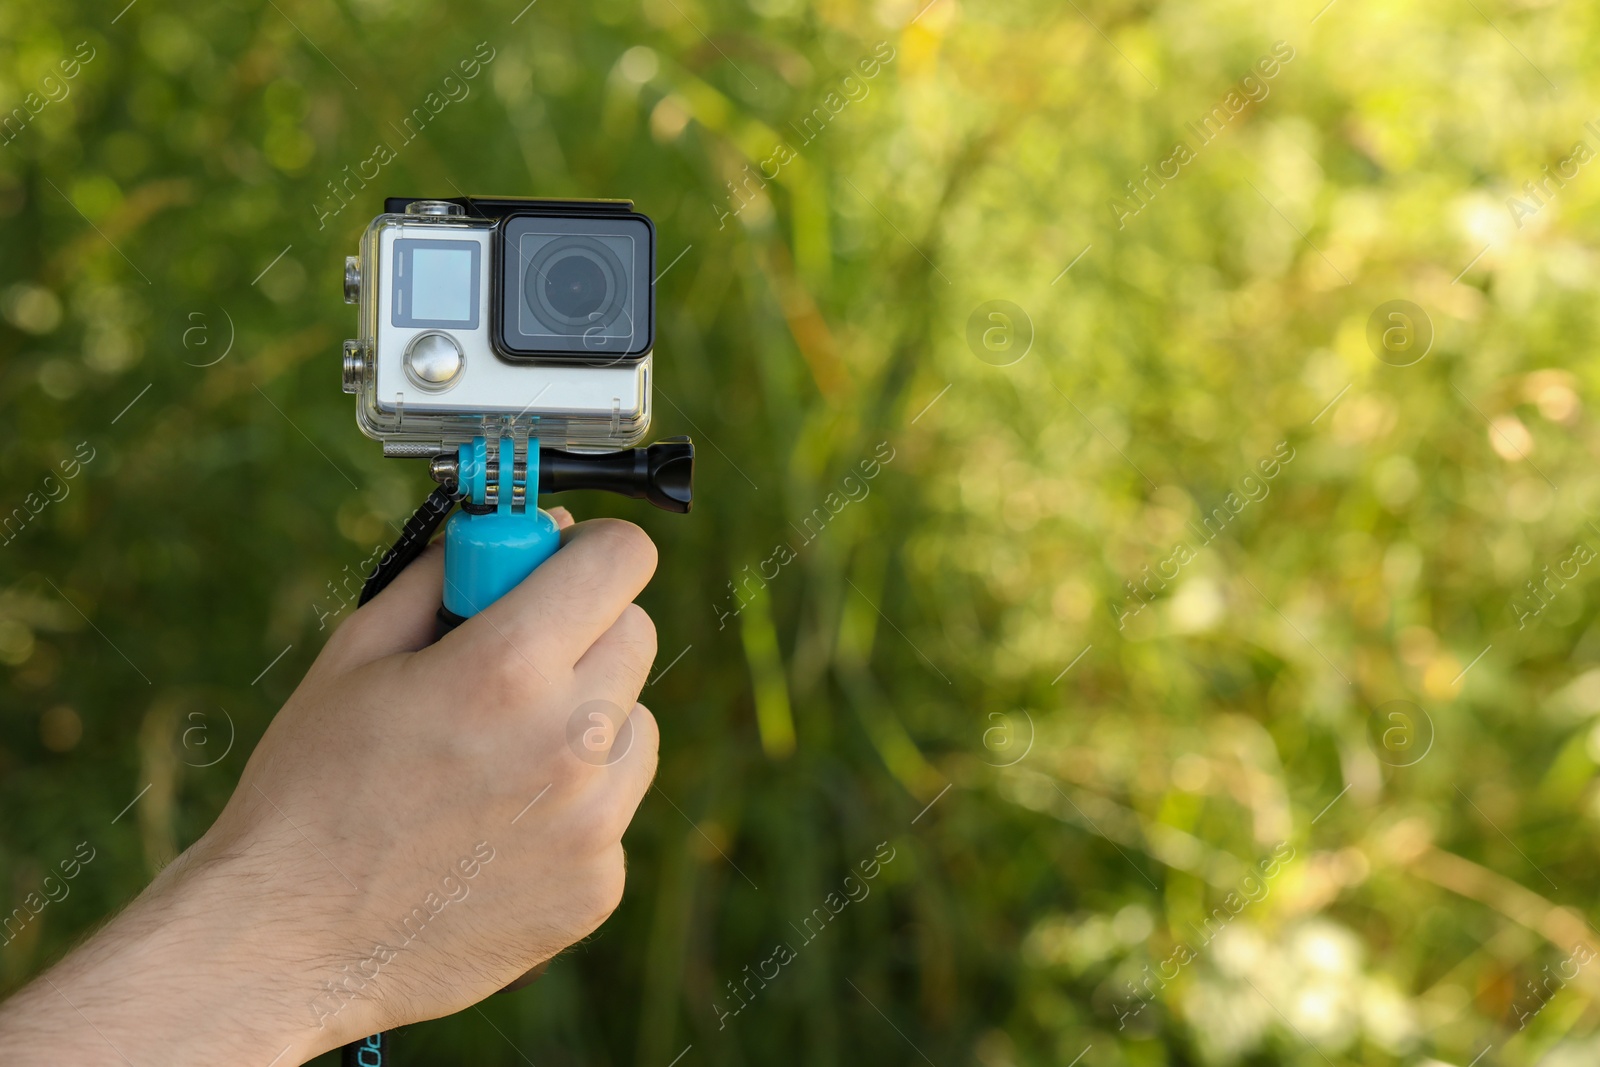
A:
[342,195,656,454]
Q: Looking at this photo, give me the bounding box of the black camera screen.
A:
[496,214,653,360]
[392,238,481,330]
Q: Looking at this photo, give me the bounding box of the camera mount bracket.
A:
[433,435,561,630]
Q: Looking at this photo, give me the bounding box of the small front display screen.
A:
[392,238,480,330]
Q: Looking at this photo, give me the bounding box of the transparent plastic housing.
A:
[349,213,652,455]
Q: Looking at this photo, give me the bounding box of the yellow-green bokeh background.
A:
[5,0,1600,1064]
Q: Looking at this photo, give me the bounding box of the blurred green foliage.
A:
[7,0,1600,1064]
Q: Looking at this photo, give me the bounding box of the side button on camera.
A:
[341,339,364,394]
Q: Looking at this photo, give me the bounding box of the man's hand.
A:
[0,514,661,1065]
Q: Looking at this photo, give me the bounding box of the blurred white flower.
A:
[1212,924,1267,977]
[1170,578,1225,633]
[1112,904,1154,945]
[1360,977,1419,1053]
[1293,921,1361,976]
[1290,980,1357,1045]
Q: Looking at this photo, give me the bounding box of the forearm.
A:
[0,847,364,1066]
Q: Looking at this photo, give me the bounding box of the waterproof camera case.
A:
[342,196,655,455]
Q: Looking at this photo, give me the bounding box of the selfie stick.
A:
[342,431,691,1065]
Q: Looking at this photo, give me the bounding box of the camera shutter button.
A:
[404,332,465,389]
[405,200,465,216]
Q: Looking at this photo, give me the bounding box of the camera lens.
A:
[496,214,652,359]
[544,255,608,320]
[523,237,629,333]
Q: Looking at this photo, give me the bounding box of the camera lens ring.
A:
[523,236,630,334]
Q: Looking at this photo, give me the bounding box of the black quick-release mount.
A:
[539,437,694,513]
[426,437,695,514]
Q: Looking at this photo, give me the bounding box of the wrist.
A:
[0,839,372,1065]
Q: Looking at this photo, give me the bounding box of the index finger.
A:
[441,518,658,671]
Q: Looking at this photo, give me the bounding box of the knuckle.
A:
[317,611,367,663]
[628,703,660,762]
[472,645,544,710]
[561,846,627,934]
[616,603,658,663]
[588,847,627,922]
[560,744,651,846]
[585,519,658,575]
[481,648,527,697]
[570,790,628,848]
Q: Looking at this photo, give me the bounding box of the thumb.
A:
[324,542,446,669]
